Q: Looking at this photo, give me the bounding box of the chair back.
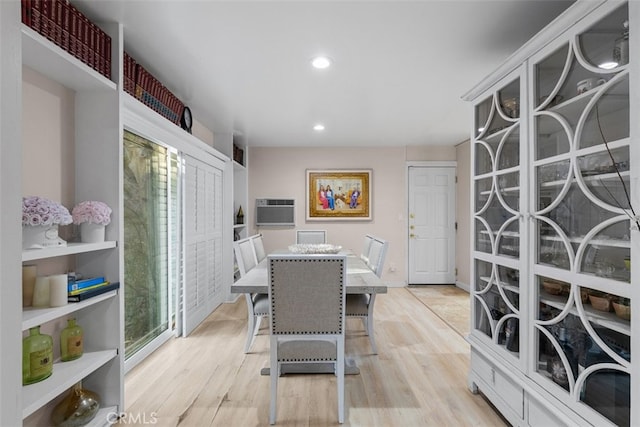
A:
[234,237,258,276]
[251,234,267,263]
[268,254,345,335]
[366,236,389,278]
[296,230,327,244]
[361,234,374,263]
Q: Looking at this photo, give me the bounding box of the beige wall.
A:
[247,145,460,286]
[455,140,471,290]
[22,67,76,274]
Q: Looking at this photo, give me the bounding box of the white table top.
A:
[231,251,387,295]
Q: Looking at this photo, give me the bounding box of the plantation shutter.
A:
[182,152,224,336]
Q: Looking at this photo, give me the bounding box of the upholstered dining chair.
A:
[295,229,327,244]
[346,235,389,354]
[233,236,269,353]
[268,254,346,424]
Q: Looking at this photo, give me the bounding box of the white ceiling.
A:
[75,0,575,148]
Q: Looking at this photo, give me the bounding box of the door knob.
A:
[409,233,415,238]
[410,225,415,230]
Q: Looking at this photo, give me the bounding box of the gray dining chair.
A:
[268,254,346,424]
[251,233,267,263]
[295,229,327,244]
[346,235,388,354]
[233,236,269,353]
[360,234,374,264]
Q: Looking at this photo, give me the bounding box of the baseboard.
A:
[455,281,470,293]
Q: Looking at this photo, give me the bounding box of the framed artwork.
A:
[306,169,372,220]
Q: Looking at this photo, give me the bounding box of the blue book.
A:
[68,282,119,302]
[68,276,106,292]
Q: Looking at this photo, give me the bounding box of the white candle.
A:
[32,276,50,307]
[49,274,68,307]
[22,265,37,307]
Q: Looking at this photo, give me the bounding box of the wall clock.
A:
[180,106,192,133]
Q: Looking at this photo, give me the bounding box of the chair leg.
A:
[367,294,377,354]
[244,295,256,353]
[270,337,278,425]
[337,338,345,424]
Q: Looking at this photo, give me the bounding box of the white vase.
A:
[80,222,105,243]
[23,225,65,249]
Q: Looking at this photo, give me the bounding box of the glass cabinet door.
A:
[472,76,523,359]
[531,4,631,425]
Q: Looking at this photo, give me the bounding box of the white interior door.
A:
[408,166,456,284]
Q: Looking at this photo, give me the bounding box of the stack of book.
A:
[134,64,185,125]
[21,0,112,79]
[68,276,119,302]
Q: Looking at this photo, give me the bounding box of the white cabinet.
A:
[465,1,638,425]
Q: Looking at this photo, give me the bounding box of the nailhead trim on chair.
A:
[270,258,344,335]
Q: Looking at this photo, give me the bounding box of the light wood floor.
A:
[122,287,507,426]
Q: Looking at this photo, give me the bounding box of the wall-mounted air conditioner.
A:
[256,198,295,226]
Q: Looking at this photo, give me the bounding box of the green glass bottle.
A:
[22,325,53,385]
[60,318,84,362]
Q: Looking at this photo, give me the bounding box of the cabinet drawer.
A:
[471,351,524,418]
[528,399,568,427]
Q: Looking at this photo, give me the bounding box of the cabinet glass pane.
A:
[496,126,520,170]
[496,221,519,258]
[475,96,492,138]
[579,77,629,149]
[475,218,492,253]
[535,115,570,160]
[475,142,493,176]
[474,176,493,213]
[535,43,570,109]
[579,222,631,283]
[498,78,520,119]
[578,4,629,69]
[496,171,519,211]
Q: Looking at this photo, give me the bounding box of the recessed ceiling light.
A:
[311,56,332,69]
[313,124,325,131]
[598,61,618,70]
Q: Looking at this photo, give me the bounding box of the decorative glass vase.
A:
[80,222,105,243]
[60,318,84,362]
[51,382,100,427]
[22,326,53,385]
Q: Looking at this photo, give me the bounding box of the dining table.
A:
[231,248,387,375]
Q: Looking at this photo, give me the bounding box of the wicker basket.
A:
[588,294,611,312]
[612,302,631,320]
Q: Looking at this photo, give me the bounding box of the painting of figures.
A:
[306,169,371,220]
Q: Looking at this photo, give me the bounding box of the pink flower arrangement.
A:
[22,196,73,226]
[72,201,112,226]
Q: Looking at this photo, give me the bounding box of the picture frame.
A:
[306,169,372,220]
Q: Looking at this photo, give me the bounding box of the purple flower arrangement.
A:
[72,201,112,226]
[22,196,73,227]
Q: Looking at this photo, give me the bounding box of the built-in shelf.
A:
[22,241,117,262]
[22,349,117,418]
[21,25,116,92]
[540,291,630,336]
[22,291,118,330]
[233,224,246,230]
